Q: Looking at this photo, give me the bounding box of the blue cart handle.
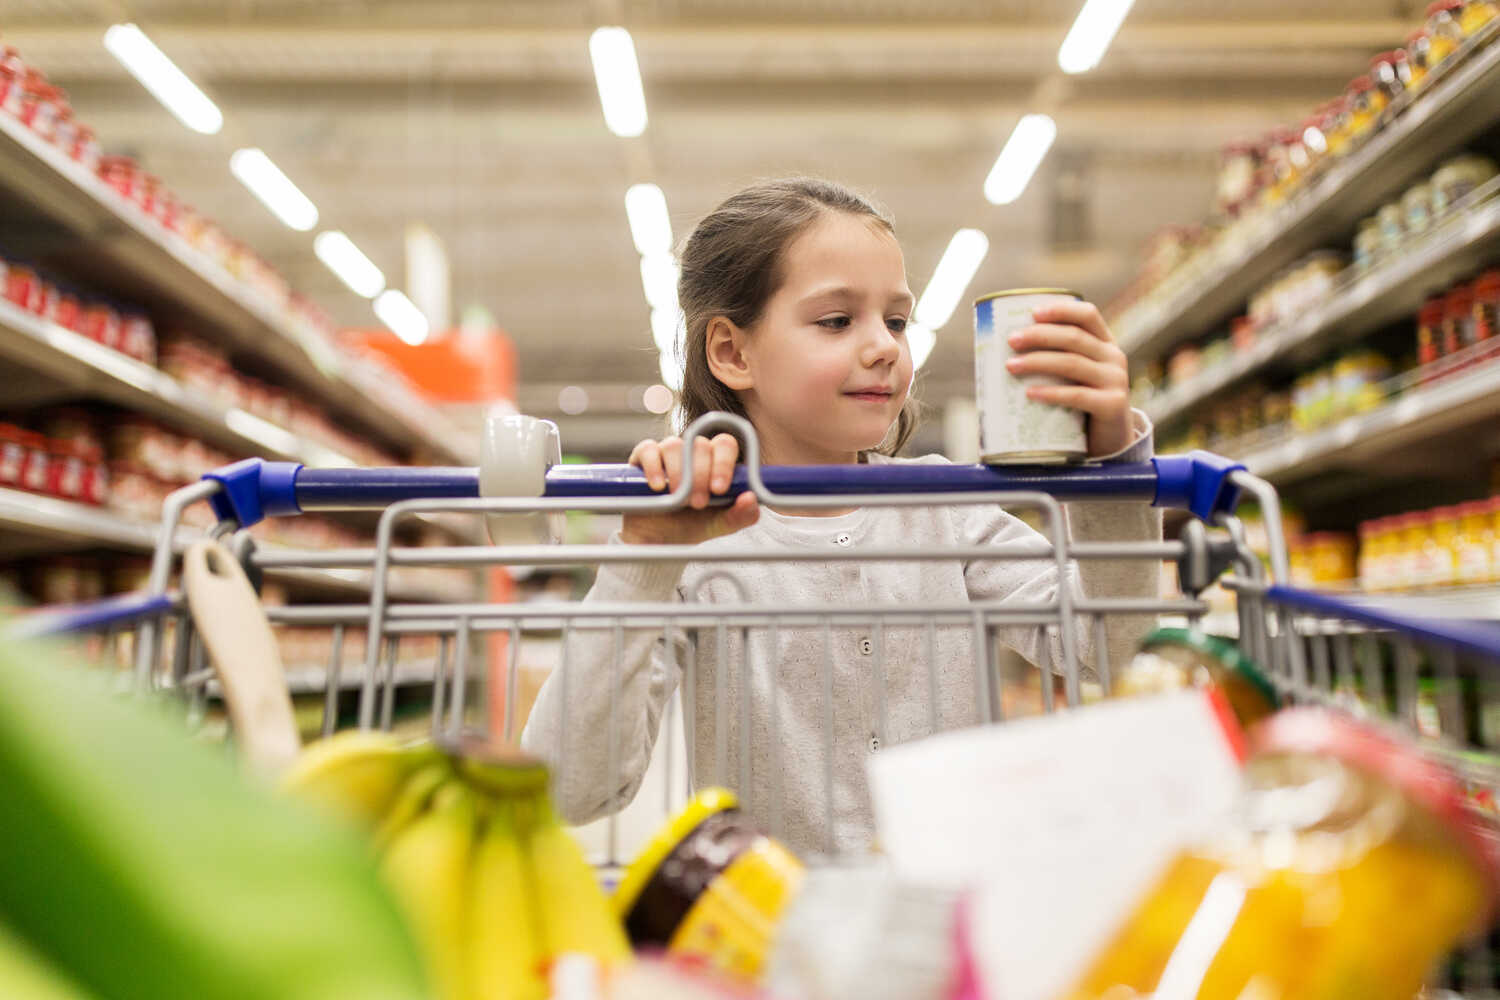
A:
[203,449,1244,528]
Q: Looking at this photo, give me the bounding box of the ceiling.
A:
[0,0,1419,454]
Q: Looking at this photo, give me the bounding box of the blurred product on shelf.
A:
[1061,708,1497,1000]
[1,251,156,364]
[1108,1,1500,333]
[1357,498,1500,591]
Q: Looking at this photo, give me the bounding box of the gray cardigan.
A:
[522,416,1160,855]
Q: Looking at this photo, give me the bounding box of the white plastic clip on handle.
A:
[480,413,564,545]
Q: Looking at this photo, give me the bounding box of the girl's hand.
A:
[1005,299,1133,458]
[620,432,760,545]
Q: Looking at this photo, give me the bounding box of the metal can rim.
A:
[973,288,1082,307]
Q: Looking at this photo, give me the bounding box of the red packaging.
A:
[81,445,108,506]
[120,313,157,365]
[17,76,59,140]
[1417,295,1445,373]
[51,291,82,333]
[1442,282,1475,359]
[1473,269,1500,361]
[46,439,88,501]
[4,264,42,314]
[37,281,59,321]
[70,125,100,172]
[79,303,123,350]
[98,155,138,202]
[51,106,77,155]
[0,47,24,116]
[19,431,51,494]
[0,423,26,488]
[136,174,161,217]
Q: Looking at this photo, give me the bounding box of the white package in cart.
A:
[866,689,1245,1000]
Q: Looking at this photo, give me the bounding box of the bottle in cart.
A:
[1059,708,1496,1000]
[1111,628,1279,729]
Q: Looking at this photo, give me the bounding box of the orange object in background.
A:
[340,324,517,405]
[343,323,520,740]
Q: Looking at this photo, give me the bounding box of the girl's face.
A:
[730,212,915,465]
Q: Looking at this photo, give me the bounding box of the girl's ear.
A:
[705,316,754,390]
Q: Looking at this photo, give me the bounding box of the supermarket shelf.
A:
[1146,192,1500,428]
[0,296,353,467]
[0,487,473,603]
[1234,361,1500,484]
[1118,21,1500,361]
[1350,584,1500,620]
[0,110,474,465]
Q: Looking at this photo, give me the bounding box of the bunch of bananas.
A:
[282,730,631,1000]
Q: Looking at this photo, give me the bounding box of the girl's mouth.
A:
[845,390,892,403]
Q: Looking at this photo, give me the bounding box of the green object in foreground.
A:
[0,639,431,1000]
[0,921,95,999]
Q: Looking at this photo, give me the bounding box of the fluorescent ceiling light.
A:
[640,254,680,311]
[589,27,648,138]
[907,322,937,370]
[374,289,429,346]
[1057,0,1138,75]
[650,306,681,354]
[230,148,318,231]
[314,231,385,299]
[914,229,989,331]
[103,23,222,135]
[983,114,1057,206]
[625,183,673,256]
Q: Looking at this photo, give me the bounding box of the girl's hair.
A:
[673,176,919,457]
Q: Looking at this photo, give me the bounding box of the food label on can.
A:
[974,291,1087,464]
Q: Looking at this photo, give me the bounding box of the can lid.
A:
[1138,628,1280,711]
[972,288,1081,306]
[1253,707,1500,903]
[612,786,739,918]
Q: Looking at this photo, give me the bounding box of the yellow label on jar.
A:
[667,839,804,979]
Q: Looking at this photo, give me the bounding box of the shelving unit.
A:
[0,486,471,603]
[0,109,475,466]
[1145,190,1500,428]
[1117,20,1500,361]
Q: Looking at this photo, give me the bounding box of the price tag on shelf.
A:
[867,689,1245,1000]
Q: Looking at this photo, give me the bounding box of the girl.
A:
[522,177,1159,855]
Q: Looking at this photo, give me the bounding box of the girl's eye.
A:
[816,316,851,330]
[887,317,909,334]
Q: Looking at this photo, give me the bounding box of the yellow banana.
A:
[519,794,631,966]
[373,761,453,853]
[378,781,477,1000]
[468,800,547,1000]
[279,731,437,830]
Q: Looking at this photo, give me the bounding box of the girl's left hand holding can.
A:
[1004,299,1133,458]
[621,432,761,545]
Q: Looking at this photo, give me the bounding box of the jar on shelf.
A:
[97,155,139,202]
[0,46,24,115]
[1473,268,1500,359]
[1428,507,1461,588]
[0,423,26,489]
[1370,50,1411,106]
[1216,141,1259,217]
[1442,281,1476,359]
[1343,75,1381,144]
[1321,96,1354,158]
[1426,0,1468,67]
[1406,29,1434,89]
[1061,708,1499,1000]
[1309,531,1359,585]
[1376,201,1405,256]
[1354,217,1382,273]
[1432,153,1499,216]
[1402,180,1435,237]
[1488,497,1500,582]
[1455,500,1494,585]
[1417,294,1446,373]
[1403,512,1436,589]
[18,431,50,494]
[1460,0,1499,35]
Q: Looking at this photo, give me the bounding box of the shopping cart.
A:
[9,411,1500,991]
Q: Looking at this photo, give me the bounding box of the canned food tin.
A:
[973,289,1088,464]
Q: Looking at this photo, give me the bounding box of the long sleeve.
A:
[962,410,1160,679]
[519,545,691,824]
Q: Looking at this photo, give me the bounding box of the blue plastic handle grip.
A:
[1266,585,1500,661]
[8,592,176,640]
[203,453,1247,527]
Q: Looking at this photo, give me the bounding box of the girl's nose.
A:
[861,319,901,367]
